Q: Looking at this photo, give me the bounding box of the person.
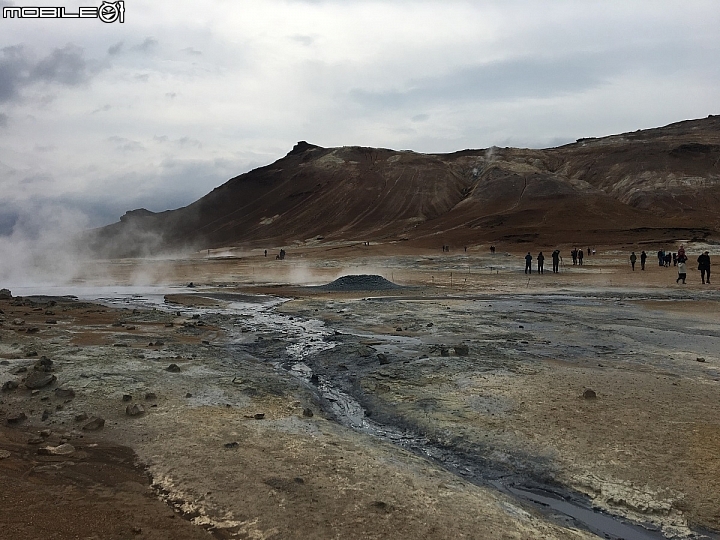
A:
[672,253,677,266]
[640,250,647,270]
[587,247,591,256]
[264,249,267,257]
[552,250,560,273]
[525,252,532,274]
[698,251,711,284]
[537,251,545,274]
[490,245,495,254]
[677,245,687,263]
[630,251,637,271]
[665,252,672,267]
[676,259,687,284]
[658,249,664,267]
[578,249,584,265]
[571,248,577,265]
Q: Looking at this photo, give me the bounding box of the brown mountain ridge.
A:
[89,116,720,256]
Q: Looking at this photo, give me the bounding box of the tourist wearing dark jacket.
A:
[697,251,711,284]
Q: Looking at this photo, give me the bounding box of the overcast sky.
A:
[1,0,719,233]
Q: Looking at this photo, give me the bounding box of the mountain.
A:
[88,116,720,256]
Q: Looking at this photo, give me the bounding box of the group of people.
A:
[629,245,711,284]
[524,250,562,274]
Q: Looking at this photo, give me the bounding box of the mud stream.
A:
[51,286,717,540]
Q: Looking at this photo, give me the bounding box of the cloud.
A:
[181,47,202,56]
[107,135,145,152]
[135,37,159,54]
[0,112,7,127]
[291,35,314,46]
[108,42,124,56]
[91,104,112,114]
[165,92,177,99]
[0,43,98,103]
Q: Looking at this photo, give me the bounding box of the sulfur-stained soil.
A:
[1,242,719,539]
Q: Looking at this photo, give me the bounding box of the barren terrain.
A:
[1,242,719,539]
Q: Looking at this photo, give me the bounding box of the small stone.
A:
[254,413,265,420]
[519,325,524,329]
[377,353,390,365]
[125,325,136,330]
[224,441,239,449]
[24,371,56,389]
[38,443,75,456]
[54,388,75,399]
[185,393,192,398]
[40,429,51,437]
[132,527,142,535]
[583,389,597,399]
[82,417,105,431]
[0,360,9,366]
[302,408,314,418]
[41,409,50,421]
[2,380,18,392]
[113,343,129,347]
[426,322,434,327]
[395,327,403,332]
[0,449,10,459]
[12,318,24,325]
[26,327,39,334]
[74,413,89,422]
[201,340,210,345]
[440,347,449,357]
[7,411,26,424]
[453,344,469,356]
[697,357,706,363]
[12,366,27,374]
[126,403,145,416]
[122,394,132,402]
[309,374,319,385]
[33,356,53,372]
[145,392,157,401]
[165,364,181,373]
[45,319,57,324]
[27,436,44,445]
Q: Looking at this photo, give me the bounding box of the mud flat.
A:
[1,245,719,539]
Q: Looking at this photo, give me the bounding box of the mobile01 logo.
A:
[3,1,125,23]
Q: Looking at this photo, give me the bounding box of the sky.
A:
[1,0,719,234]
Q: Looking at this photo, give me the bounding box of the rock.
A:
[13,366,27,374]
[310,374,319,385]
[126,403,145,416]
[426,322,434,327]
[122,394,132,402]
[27,436,44,445]
[34,356,53,372]
[41,409,50,421]
[224,441,239,448]
[697,357,706,362]
[454,344,469,356]
[132,527,142,535]
[145,392,157,400]
[583,389,597,399]
[165,364,181,373]
[26,327,39,333]
[377,353,390,365]
[74,413,88,422]
[45,319,57,324]
[12,318,25,325]
[254,413,265,420]
[185,393,192,398]
[2,380,18,392]
[54,388,75,399]
[440,347,450,357]
[82,417,105,431]
[0,288,12,299]
[395,327,403,332]
[114,343,129,347]
[40,429,51,437]
[519,325,524,329]
[45,310,55,315]
[0,449,10,459]
[125,325,136,330]
[0,360,8,365]
[38,443,75,456]
[302,408,314,418]
[25,371,57,389]
[7,411,26,424]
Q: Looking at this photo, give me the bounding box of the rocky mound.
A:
[318,275,401,291]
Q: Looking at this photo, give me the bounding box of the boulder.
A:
[74,413,89,422]
[54,388,75,399]
[377,353,390,365]
[6,411,26,424]
[38,443,75,456]
[126,403,145,417]
[1,380,18,392]
[82,417,105,431]
[24,371,57,389]
[453,344,469,356]
[583,389,597,399]
[0,288,12,299]
[165,363,181,373]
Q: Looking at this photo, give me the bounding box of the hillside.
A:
[88,116,720,256]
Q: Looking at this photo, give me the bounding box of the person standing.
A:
[640,250,647,270]
[571,248,577,265]
[525,252,532,274]
[698,251,711,284]
[677,245,687,263]
[552,250,561,273]
[578,249,584,266]
[630,252,637,271]
[676,259,687,284]
[537,252,545,274]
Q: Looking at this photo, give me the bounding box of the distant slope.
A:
[88,116,720,256]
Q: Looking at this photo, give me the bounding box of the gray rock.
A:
[0,288,12,299]
[253,413,265,420]
[583,389,597,399]
[2,380,18,392]
[302,408,314,418]
[12,318,24,325]
[165,363,181,373]
[6,411,26,424]
[82,417,105,431]
[0,360,8,365]
[25,371,57,389]
[697,357,706,362]
[440,347,450,357]
[453,344,469,356]
[122,394,132,402]
[33,357,53,372]
[74,413,89,422]
[126,403,145,416]
[144,392,157,401]
[54,388,75,399]
[377,353,390,365]
[0,449,10,459]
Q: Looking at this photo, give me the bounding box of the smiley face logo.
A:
[99,1,124,23]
